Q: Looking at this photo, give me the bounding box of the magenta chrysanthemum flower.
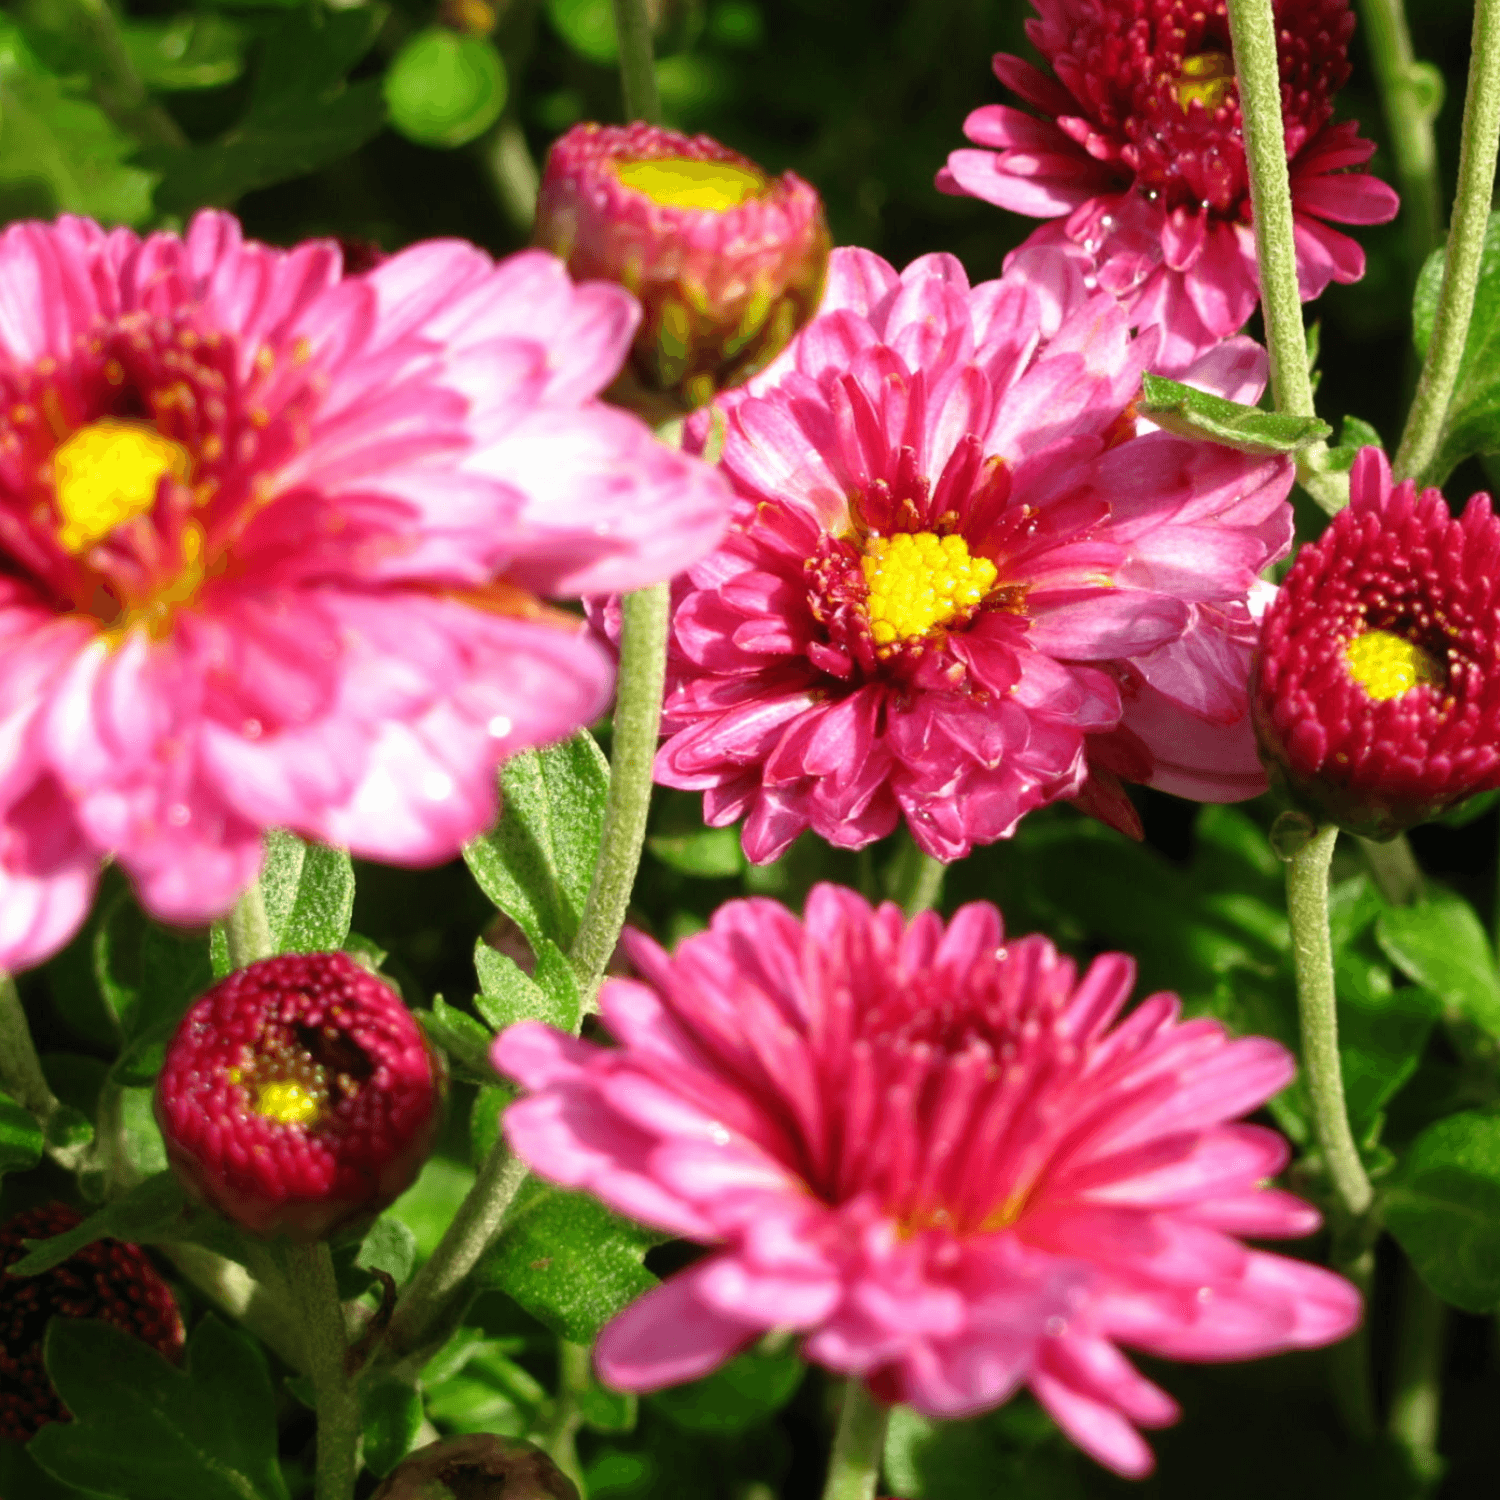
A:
[155,951,443,1240]
[495,887,1360,1478]
[657,246,1293,862]
[533,122,829,412]
[1254,448,1500,837]
[938,0,1400,371]
[0,212,731,974]
[1,1201,184,1440]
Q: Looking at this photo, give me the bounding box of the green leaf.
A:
[464,732,610,951]
[0,16,154,225]
[1385,1110,1500,1312]
[647,826,744,878]
[258,830,356,954]
[421,1339,546,1436]
[1139,374,1332,454]
[1321,413,1384,473]
[470,1082,512,1165]
[650,1349,802,1434]
[883,1399,1085,1500]
[9,1173,186,1276]
[578,1381,637,1435]
[0,1090,43,1181]
[31,1315,290,1500]
[423,998,497,1081]
[122,15,246,90]
[1377,888,1500,1039]
[546,0,620,62]
[356,1214,419,1288]
[479,1178,658,1344]
[473,937,582,1035]
[390,1155,475,1261]
[141,7,386,213]
[361,1377,424,1478]
[95,888,212,1058]
[384,29,506,149]
[1411,212,1500,482]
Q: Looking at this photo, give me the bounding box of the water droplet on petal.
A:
[487,715,513,739]
[422,771,454,802]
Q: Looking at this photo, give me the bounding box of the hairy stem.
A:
[282,1241,360,1500]
[0,972,62,1128]
[569,582,671,1001]
[1394,0,1500,483]
[1359,0,1445,263]
[1286,826,1375,1223]
[382,1148,530,1362]
[1225,0,1317,420]
[887,833,946,918]
[1358,833,1425,907]
[540,1340,591,1492]
[1328,1249,1378,1440]
[821,1381,890,1500]
[1387,1261,1446,1480]
[224,882,273,970]
[610,0,661,124]
[164,1243,306,1372]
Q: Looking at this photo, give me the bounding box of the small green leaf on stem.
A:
[1139,375,1331,453]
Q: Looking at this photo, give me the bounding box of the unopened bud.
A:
[370,1435,580,1500]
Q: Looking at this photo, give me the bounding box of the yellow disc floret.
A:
[1176,51,1236,113]
[861,531,997,646]
[52,420,190,554]
[615,157,767,211]
[254,1079,323,1129]
[1345,628,1445,701]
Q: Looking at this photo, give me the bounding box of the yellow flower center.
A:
[615,157,766,211]
[1176,51,1236,112]
[52,420,190,554]
[861,531,997,646]
[1344,628,1445,701]
[253,1079,323,1128]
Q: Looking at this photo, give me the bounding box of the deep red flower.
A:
[1253,448,1500,837]
[155,951,444,1240]
[0,1201,183,1441]
[939,0,1399,371]
[534,122,829,411]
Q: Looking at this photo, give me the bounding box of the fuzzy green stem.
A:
[1394,0,1500,483]
[0,972,61,1126]
[569,582,670,1000]
[1358,833,1425,907]
[62,0,187,148]
[382,1148,530,1362]
[1328,1248,1378,1440]
[164,1243,306,1372]
[1225,0,1317,420]
[540,1341,591,1492]
[887,833,946,918]
[1388,1260,1446,1479]
[224,882,273,970]
[1360,0,1445,263]
[282,1241,359,1500]
[1286,825,1375,1223]
[821,1381,890,1500]
[610,0,661,124]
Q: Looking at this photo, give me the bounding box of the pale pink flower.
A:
[658,246,1293,863]
[938,0,1399,372]
[0,212,731,971]
[496,886,1361,1478]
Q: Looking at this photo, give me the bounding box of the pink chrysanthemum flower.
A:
[1254,448,1500,838]
[938,0,1400,372]
[156,951,443,1240]
[495,887,1361,1478]
[534,122,829,413]
[0,212,731,973]
[657,246,1293,862]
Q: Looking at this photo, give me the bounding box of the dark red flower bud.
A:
[155,952,444,1241]
[0,1202,183,1441]
[370,1435,580,1500]
[534,121,829,414]
[1253,448,1500,837]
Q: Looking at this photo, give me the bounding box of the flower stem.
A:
[887,832,946,918]
[1358,832,1425,907]
[821,1381,890,1500]
[1286,825,1375,1224]
[1225,0,1316,421]
[610,0,661,124]
[1359,0,1445,264]
[381,1147,530,1363]
[1394,0,1500,484]
[163,1242,306,1372]
[0,972,62,1127]
[281,1240,360,1500]
[1387,1260,1446,1481]
[61,0,188,148]
[225,882,273,970]
[569,582,671,1001]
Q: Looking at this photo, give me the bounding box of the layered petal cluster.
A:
[156,951,444,1240]
[1254,448,1500,837]
[939,0,1399,371]
[534,122,829,413]
[1,1201,183,1440]
[496,887,1360,1478]
[0,212,732,972]
[658,246,1293,862]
